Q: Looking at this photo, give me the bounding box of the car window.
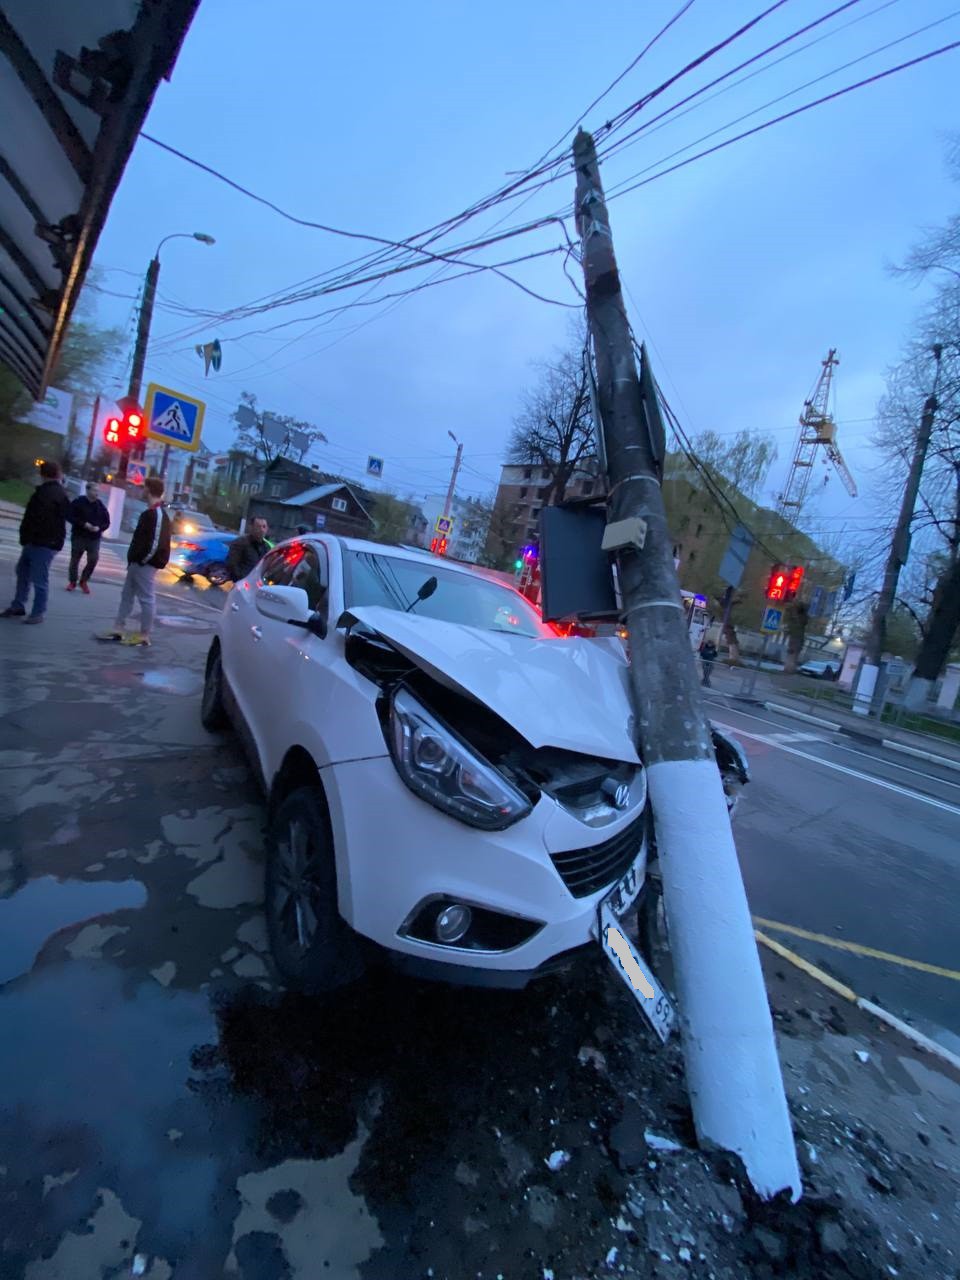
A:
[289,545,328,613]
[260,543,329,614]
[343,550,547,637]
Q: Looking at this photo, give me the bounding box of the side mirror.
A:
[256,585,312,625]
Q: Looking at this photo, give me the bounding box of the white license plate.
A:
[599,899,676,1044]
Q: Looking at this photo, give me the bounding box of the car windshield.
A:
[343,550,547,637]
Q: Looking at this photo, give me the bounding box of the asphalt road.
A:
[704,692,960,1051]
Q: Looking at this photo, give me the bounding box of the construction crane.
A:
[777,349,857,521]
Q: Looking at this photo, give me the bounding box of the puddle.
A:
[0,877,147,985]
[155,614,216,631]
[139,667,204,696]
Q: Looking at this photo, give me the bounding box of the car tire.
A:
[200,644,229,732]
[205,561,230,586]
[265,785,367,992]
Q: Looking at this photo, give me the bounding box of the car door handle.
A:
[250,625,262,641]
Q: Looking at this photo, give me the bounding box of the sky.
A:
[84,0,959,558]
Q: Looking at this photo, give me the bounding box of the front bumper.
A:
[321,754,647,978]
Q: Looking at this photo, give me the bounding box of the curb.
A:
[754,930,960,1074]
[880,737,960,774]
[763,701,842,731]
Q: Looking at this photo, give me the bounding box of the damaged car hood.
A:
[341,606,640,762]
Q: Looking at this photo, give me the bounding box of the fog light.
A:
[435,903,472,943]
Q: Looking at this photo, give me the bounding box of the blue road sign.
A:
[760,606,782,634]
[366,455,384,477]
[809,585,826,618]
[128,461,147,487]
[145,383,205,453]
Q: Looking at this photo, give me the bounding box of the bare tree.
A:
[692,429,778,500]
[873,300,960,704]
[232,391,327,465]
[508,339,596,505]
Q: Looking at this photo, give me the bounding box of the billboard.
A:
[23,387,74,437]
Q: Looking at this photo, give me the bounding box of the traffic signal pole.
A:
[116,255,160,482]
[574,130,799,1200]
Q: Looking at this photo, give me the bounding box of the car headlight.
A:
[388,687,532,831]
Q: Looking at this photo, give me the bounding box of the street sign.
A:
[128,461,146,486]
[145,383,205,453]
[809,585,825,618]
[367,455,384,478]
[824,589,838,618]
[435,514,454,535]
[718,523,754,589]
[760,606,782,634]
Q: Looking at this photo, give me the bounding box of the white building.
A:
[420,493,490,563]
[142,441,214,502]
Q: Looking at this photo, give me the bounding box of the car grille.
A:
[550,814,646,899]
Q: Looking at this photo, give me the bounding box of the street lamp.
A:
[117,230,215,480]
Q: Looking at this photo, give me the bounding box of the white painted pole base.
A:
[852,663,878,715]
[647,758,801,1201]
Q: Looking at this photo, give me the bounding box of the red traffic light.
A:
[104,416,122,446]
[103,399,145,450]
[785,564,805,602]
[430,537,448,556]
[765,564,787,601]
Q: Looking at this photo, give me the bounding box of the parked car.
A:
[170,530,237,585]
[798,659,839,680]
[200,537,748,998]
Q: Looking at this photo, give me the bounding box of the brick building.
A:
[485,459,604,565]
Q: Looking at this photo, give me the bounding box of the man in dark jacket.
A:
[2,460,70,624]
[67,481,110,593]
[227,517,271,582]
[97,476,171,647]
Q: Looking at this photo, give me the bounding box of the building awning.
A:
[0,0,200,397]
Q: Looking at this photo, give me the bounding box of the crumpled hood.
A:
[342,606,639,763]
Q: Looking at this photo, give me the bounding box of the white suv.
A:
[201,537,746,993]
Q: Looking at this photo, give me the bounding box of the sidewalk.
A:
[707,663,960,768]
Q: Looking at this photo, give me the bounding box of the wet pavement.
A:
[1,541,960,1279]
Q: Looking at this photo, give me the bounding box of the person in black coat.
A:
[227,517,271,582]
[2,461,70,624]
[67,481,111,593]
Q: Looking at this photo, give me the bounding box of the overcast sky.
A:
[85,0,958,553]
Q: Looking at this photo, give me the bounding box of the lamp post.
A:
[117,231,215,481]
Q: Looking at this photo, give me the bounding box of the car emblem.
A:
[613,782,629,810]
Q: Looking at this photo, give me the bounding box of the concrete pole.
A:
[855,347,942,715]
[83,394,100,477]
[574,129,799,1200]
[442,432,463,521]
[117,255,160,482]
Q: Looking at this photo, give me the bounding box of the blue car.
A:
[169,530,237,585]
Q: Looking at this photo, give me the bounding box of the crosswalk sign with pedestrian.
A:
[145,383,205,452]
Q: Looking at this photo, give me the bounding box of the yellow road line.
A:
[754,931,857,1002]
[753,916,960,983]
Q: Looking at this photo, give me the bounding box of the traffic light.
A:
[765,563,804,602]
[104,397,144,450]
[765,564,788,601]
[430,537,448,556]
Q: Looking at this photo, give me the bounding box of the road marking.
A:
[711,718,960,816]
[705,697,960,789]
[753,930,857,1001]
[753,916,960,982]
[766,731,827,744]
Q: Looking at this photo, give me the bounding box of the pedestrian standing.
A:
[227,516,271,581]
[699,637,718,688]
[2,460,70,625]
[97,476,171,647]
[66,481,110,593]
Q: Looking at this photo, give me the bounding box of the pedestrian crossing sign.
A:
[145,383,205,452]
[760,606,783,634]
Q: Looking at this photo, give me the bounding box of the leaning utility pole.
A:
[854,344,942,715]
[117,256,160,482]
[442,430,463,520]
[574,130,799,1200]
